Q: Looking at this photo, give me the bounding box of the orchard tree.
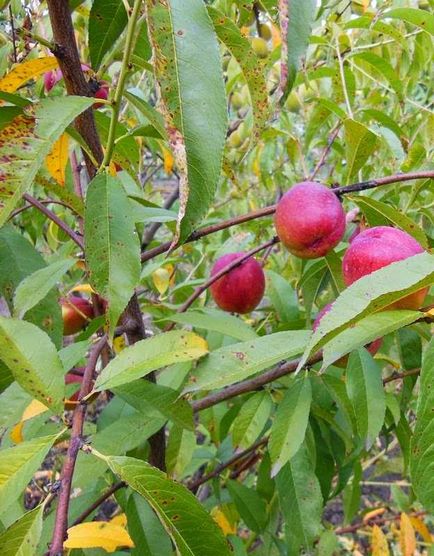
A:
[0,0,433,554]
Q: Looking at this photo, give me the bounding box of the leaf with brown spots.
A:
[207,6,270,143]
[0,316,64,413]
[0,57,58,93]
[92,453,232,556]
[146,0,228,244]
[0,96,94,226]
[45,132,69,186]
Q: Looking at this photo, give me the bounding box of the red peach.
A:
[274,181,346,259]
[313,302,382,368]
[342,226,427,310]
[61,296,94,335]
[210,253,265,314]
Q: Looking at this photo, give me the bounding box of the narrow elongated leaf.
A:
[166,426,196,479]
[146,0,228,242]
[126,493,173,556]
[184,330,310,393]
[84,173,140,339]
[0,433,60,512]
[382,8,434,36]
[207,6,269,139]
[280,0,316,101]
[64,521,134,552]
[346,350,386,450]
[410,337,434,512]
[276,445,322,555]
[113,380,194,430]
[269,377,312,476]
[0,57,58,93]
[93,453,232,556]
[13,258,75,318]
[0,317,64,412]
[322,310,421,370]
[0,96,94,226]
[297,252,434,371]
[227,480,267,533]
[351,52,403,99]
[344,118,378,182]
[350,195,428,248]
[371,525,390,556]
[0,506,43,556]
[45,132,69,186]
[165,308,258,342]
[232,391,272,449]
[399,513,416,556]
[93,330,208,391]
[89,0,128,69]
[125,91,168,140]
[266,270,299,323]
[0,226,62,347]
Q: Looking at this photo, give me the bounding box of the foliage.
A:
[0,0,432,554]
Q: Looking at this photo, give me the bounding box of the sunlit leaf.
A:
[0,57,58,93]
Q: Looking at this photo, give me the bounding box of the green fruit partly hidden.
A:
[259,23,272,41]
[251,37,269,59]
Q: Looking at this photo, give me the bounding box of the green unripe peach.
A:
[231,92,244,110]
[229,130,244,148]
[259,24,272,41]
[251,37,269,59]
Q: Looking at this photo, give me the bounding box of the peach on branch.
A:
[210,253,265,314]
[61,296,94,335]
[274,181,346,259]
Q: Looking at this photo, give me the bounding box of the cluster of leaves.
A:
[0,0,433,555]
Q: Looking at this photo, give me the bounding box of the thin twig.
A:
[9,6,17,63]
[141,171,434,264]
[72,481,126,526]
[9,198,77,219]
[383,367,420,385]
[141,185,180,249]
[164,237,279,331]
[335,510,426,535]
[310,124,341,180]
[49,335,107,555]
[23,193,83,249]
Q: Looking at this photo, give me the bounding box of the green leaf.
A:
[74,412,165,488]
[410,337,434,512]
[321,310,421,371]
[276,445,323,555]
[59,340,90,372]
[13,258,75,318]
[126,493,173,556]
[0,96,94,226]
[0,433,61,512]
[269,377,312,477]
[146,0,228,242]
[381,8,434,36]
[0,226,62,347]
[88,0,128,69]
[343,461,362,524]
[207,6,269,140]
[93,330,208,391]
[345,16,409,50]
[344,118,378,182]
[184,330,310,393]
[346,349,386,450]
[297,252,434,371]
[350,195,428,248]
[227,480,268,533]
[166,425,196,479]
[232,391,272,449]
[0,316,64,412]
[124,91,168,141]
[325,250,345,294]
[351,52,403,99]
[266,270,300,323]
[94,111,140,172]
[84,173,140,339]
[281,0,316,101]
[0,505,43,556]
[165,308,258,342]
[113,380,194,430]
[92,453,232,556]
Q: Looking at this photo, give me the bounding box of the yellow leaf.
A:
[152,267,171,295]
[46,133,69,186]
[69,283,95,295]
[364,508,386,523]
[371,525,390,556]
[113,336,126,354]
[400,513,416,556]
[211,508,236,536]
[161,146,174,174]
[270,23,282,48]
[409,515,432,543]
[10,399,48,444]
[108,161,118,177]
[64,521,134,553]
[0,57,58,93]
[110,513,127,527]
